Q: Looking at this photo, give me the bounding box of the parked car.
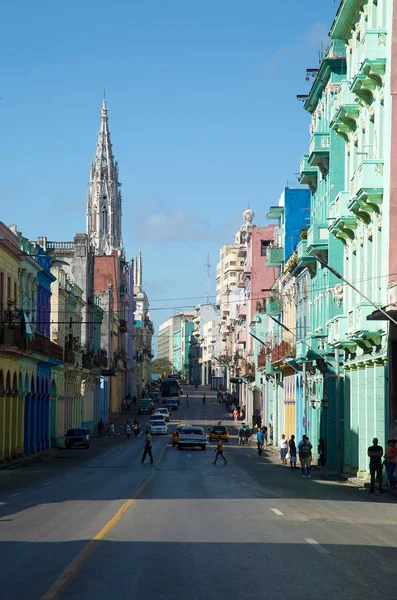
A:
[155,408,170,422]
[149,416,167,435]
[138,399,154,414]
[65,428,90,449]
[178,426,207,451]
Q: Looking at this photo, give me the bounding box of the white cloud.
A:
[266,47,291,73]
[132,205,212,244]
[306,22,329,47]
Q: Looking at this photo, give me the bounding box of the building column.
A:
[0,388,5,461]
[17,392,24,456]
[30,393,37,454]
[350,366,359,473]
[4,390,12,460]
[11,390,18,457]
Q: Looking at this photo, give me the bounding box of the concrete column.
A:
[343,367,352,472]
[4,391,12,460]
[31,394,37,454]
[357,364,367,474]
[350,366,359,473]
[11,391,18,457]
[17,393,24,455]
[0,392,5,461]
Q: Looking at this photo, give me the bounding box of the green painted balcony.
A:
[329,191,357,243]
[299,154,318,192]
[349,160,384,206]
[308,132,330,175]
[266,296,283,316]
[295,339,308,362]
[362,30,387,63]
[295,239,316,271]
[307,223,329,258]
[331,81,359,139]
[266,245,283,268]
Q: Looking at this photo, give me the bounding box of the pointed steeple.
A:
[86,100,123,256]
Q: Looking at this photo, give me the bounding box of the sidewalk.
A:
[0,404,142,471]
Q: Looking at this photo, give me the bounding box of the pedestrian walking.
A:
[262,426,268,447]
[97,418,104,438]
[318,438,326,467]
[289,434,297,468]
[384,439,397,490]
[368,437,384,493]
[238,423,245,446]
[185,394,189,406]
[233,407,239,423]
[212,437,227,465]
[280,434,288,464]
[256,429,265,456]
[141,430,154,464]
[108,421,115,438]
[202,395,206,406]
[298,434,312,477]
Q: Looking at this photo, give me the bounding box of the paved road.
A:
[1,386,397,600]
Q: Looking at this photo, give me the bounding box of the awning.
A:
[23,312,34,340]
[367,306,397,321]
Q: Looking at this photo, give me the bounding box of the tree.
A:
[151,358,173,379]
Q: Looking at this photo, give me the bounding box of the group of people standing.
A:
[279,433,323,478]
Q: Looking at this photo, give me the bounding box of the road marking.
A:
[64,474,71,478]
[304,538,330,555]
[40,470,156,600]
[10,492,21,497]
[43,481,51,486]
[240,482,247,486]
[231,473,237,477]
[103,454,108,458]
[271,508,284,516]
[246,453,251,458]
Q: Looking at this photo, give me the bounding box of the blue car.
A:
[65,428,90,449]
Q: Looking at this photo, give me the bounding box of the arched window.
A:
[102,207,108,231]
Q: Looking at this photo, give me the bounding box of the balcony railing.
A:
[299,154,318,191]
[308,132,330,175]
[307,223,329,256]
[271,341,295,365]
[349,160,384,201]
[242,362,255,380]
[29,332,63,362]
[266,296,283,316]
[257,353,267,368]
[266,245,284,268]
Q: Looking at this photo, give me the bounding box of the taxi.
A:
[208,424,229,442]
[172,423,188,447]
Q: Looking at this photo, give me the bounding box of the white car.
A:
[149,416,167,435]
[155,408,170,422]
[177,426,207,451]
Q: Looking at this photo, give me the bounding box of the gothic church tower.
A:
[86,100,123,255]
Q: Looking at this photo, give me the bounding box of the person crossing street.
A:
[141,430,154,464]
[213,437,227,465]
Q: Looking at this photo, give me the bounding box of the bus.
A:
[160,378,181,412]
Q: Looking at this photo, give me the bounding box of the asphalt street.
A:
[1,386,397,600]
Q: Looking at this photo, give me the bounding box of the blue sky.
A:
[1,0,339,350]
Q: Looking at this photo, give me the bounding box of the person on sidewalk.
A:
[262,426,268,447]
[368,438,384,493]
[141,430,154,464]
[318,438,326,467]
[280,434,288,464]
[298,435,312,478]
[108,421,115,438]
[213,437,227,465]
[289,434,297,468]
[238,423,245,446]
[97,419,104,438]
[384,439,397,490]
[256,429,265,456]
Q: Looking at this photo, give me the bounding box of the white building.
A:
[157,313,194,363]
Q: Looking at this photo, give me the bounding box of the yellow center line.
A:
[41,436,170,600]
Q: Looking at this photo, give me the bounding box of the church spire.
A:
[86,100,123,256]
